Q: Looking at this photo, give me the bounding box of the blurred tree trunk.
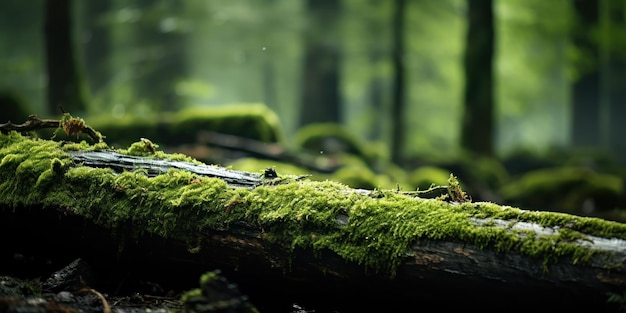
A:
[82,0,112,110]
[134,0,187,112]
[571,0,601,149]
[44,0,88,115]
[367,55,387,142]
[605,0,626,161]
[299,0,342,126]
[461,0,494,157]
[390,0,406,164]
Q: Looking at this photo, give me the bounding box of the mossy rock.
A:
[293,123,375,161]
[499,167,624,216]
[84,103,284,148]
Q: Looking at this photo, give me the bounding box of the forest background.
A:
[2,0,626,221]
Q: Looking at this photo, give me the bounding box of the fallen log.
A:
[1,130,626,312]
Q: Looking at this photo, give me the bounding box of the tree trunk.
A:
[571,0,601,149]
[605,0,626,162]
[390,0,407,165]
[44,0,88,115]
[299,0,342,126]
[82,0,112,109]
[133,0,187,112]
[461,0,495,157]
[1,133,626,311]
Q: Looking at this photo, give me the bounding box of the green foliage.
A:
[496,0,572,154]
[4,0,626,162]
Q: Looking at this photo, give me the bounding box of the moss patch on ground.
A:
[2,132,626,277]
[84,103,284,149]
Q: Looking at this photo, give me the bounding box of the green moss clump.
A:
[294,123,365,155]
[500,167,623,214]
[2,132,626,278]
[87,103,285,149]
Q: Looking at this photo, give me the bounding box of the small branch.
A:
[398,185,449,199]
[0,115,60,132]
[76,288,111,313]
[0,114,103,143]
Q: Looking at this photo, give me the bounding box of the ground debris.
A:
[0,258,184,313]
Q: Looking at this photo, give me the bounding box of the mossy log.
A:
[1,131,626,312]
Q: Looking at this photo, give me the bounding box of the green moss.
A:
[2,131,626,278]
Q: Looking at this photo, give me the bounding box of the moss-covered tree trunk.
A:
[461,0,494,157]
[1,131,626,311]
[44,0,88,115]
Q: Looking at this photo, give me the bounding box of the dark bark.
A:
[461,0,495,157]
[390,0,407,165]
[299,0,342,126]
[44,0,88,115]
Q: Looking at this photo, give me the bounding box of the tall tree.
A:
[299,0,342,126]
[44,0,88,115]
[605,0,626,160]
[390,0,407,164]
[133,0,188,112]
[461,0,495,157]
[82,0,112,109]
[571,0,601,149]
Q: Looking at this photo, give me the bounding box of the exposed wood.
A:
[69,150,265,188]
